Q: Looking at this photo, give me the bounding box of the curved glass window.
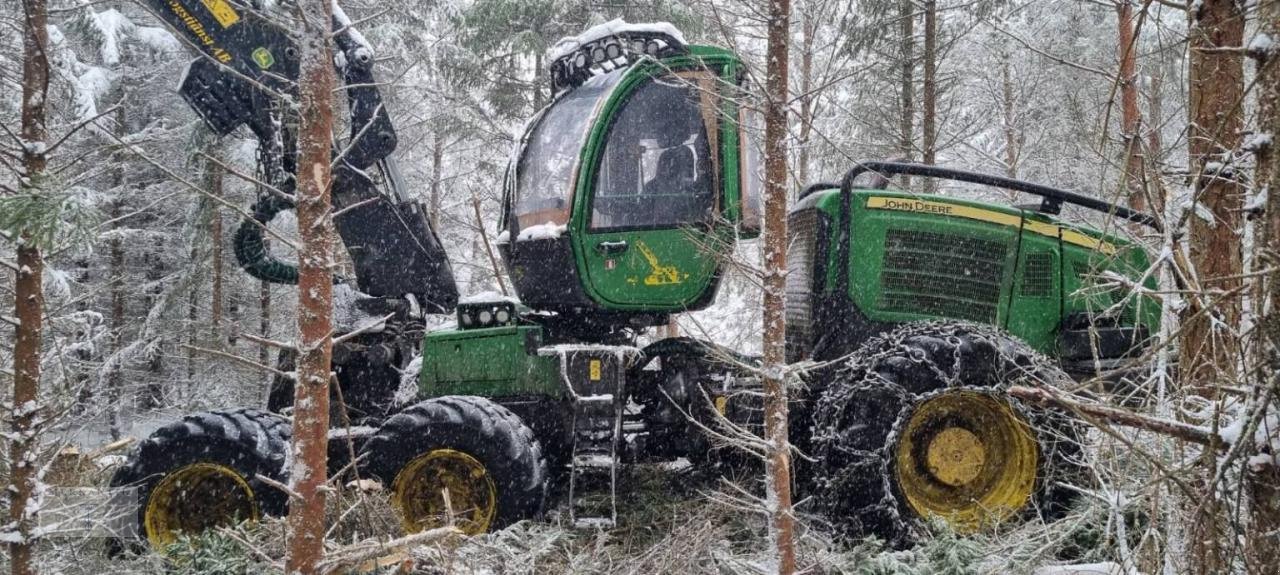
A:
[591,72,718,230]
[515,70,624,229]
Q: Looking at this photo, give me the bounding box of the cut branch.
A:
[1009,385,1224,448]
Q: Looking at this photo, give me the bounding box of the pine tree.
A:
[762,0,797,572]
[284,0,338,571]
[6,1,50,572]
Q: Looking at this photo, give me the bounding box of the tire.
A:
[810,322,1084,546]
[109,408,291,549]
[362,396,547,535]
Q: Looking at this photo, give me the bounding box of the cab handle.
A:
[595,240,629,255]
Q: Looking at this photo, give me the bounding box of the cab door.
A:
[574,68,730,309]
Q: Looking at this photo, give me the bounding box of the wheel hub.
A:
[925,427,985,487]
[143,462,257,549]
[894,391,1038,532]
[392,449,497,536]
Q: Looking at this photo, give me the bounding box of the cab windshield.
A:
[515,70,624,229]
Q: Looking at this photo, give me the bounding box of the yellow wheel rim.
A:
[391,449,497,535]
[143,462,258,548]
[894,391,1038,532]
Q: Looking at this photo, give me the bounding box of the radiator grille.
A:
[877,229,1009,323]
[785,209,823,361]
[1021,252,1054,297]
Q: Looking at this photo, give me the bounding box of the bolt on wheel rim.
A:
[143,462,258,548]
[894,391,1038,532]
[392,449,497,535]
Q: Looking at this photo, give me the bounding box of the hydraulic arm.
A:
[140,0,458,313]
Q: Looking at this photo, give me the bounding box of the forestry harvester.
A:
[111,1,1160,550]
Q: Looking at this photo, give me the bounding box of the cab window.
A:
[591,72,719,230]
[515,70,624,229]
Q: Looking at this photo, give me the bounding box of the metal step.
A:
[540,344,640,530]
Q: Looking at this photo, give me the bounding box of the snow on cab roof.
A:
[547,19,686,63]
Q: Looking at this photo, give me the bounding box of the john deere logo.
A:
[251,47,275,69]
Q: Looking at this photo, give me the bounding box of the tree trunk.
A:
[211,159,223,343]
[9,0,49,572]
[1145,65,1166,215]
[899,0,915,186]
[1117,1,1145,213]
[1184,2,1245,572]
[429,129,443,230]
[284,3,338,573]
[796,3,816,188]
[1247,1,1280,567]
[999,53,1018,178]
[1183,0,1244,392]
[921,0,938,194]
[259,275,272,366]
[762,1,797,573]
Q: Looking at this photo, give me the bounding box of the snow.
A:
[331,283,387,334]
[1249,33,1275,57]
[332,3,373,56]
[574,454,614,467]
[459,291,521,305]
[91,8,134,66]
[1244,187,1267,213]
[516,221,567,242]
[328,426,376,439]
[1033,563,1131,575]
[548,19,686,62]
[1243,132,1272,152]
[396,355,423,406]
[133,26,180,54]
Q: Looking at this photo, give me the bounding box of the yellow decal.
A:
[867,196,1117,255]
[714,396,728,415]
[201,0,241,28]
[866,196,1021,227]
[251,47,275,69]
[588,359,601,381]
[632,240,686,286]
[1062,229,1117,255]
[1021,219,1058,238]
[167,0,233,62]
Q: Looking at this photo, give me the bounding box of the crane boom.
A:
[138,0,459,314]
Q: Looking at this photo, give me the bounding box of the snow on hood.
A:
[547,19,686,62]
[459,291,522,305]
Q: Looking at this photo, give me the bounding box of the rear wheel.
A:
[810,322,1083,545]
[362,396,547,535]
[110,408,291,549]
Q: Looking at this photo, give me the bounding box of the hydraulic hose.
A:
[233,194,299,285]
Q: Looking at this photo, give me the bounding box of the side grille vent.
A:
[878,229,1008,323]
[1021,252,1054,297]
[785,209,824,362]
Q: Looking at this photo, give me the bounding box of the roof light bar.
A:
[548,22,688,95]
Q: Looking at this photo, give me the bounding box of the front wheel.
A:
[109,408,291,549]
[362,396,547,535]
[810,322,1084,545]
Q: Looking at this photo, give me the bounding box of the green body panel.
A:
[418,325,563,399]
[801,189,1158,355]
[570,46,744,310]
